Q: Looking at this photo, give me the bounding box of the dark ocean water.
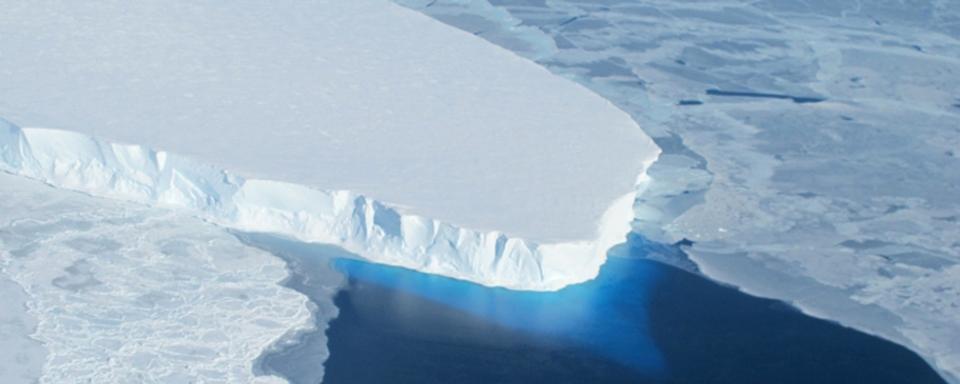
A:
[254,236,945,384]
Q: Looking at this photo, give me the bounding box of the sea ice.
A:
[0,275,44,383]
[0,173,316,383]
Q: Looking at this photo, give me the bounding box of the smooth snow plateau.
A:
[0,0,659,289]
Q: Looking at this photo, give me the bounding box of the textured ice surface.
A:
[0,0,659,244]
[0,173,315,383]
[396,1,960,382]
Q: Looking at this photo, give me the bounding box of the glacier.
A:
[0,0,660,290]
[0,0,658,244]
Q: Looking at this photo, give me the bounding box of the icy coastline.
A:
[0,120,648,291]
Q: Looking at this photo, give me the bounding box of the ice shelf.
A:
[0,1,659,244]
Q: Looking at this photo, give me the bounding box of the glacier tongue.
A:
[0,119,641,291]
[0,0,658,245]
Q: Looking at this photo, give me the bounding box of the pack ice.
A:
[0,1,659,290]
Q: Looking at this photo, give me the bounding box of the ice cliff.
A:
[0,119,652,291]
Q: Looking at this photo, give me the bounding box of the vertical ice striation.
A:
[0,119,652,291]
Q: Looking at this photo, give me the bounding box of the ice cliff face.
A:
[0,119,647,291]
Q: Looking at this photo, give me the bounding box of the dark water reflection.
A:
[316,243,945,384]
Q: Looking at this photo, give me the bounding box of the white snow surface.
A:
[0,120,640,291]
[0,0,658,245]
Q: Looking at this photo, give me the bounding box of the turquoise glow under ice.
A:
[332,248,665,374]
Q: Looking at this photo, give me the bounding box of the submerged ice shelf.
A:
[0,120,644,291]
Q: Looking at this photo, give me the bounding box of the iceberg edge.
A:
[0,119,656,291]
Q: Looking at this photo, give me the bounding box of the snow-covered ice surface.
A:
[0,0,658,243]
[0,173,318,383]
[393,0,960,382]
[0,0,659,290]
